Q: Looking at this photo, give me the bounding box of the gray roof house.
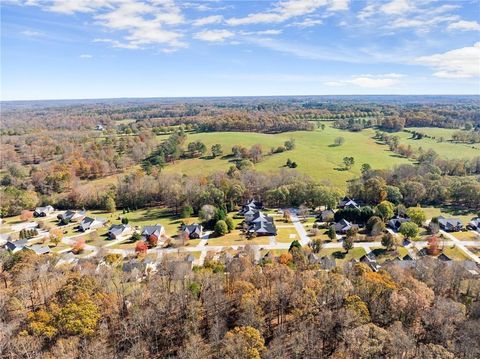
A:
[338,197,360,210]
[317,209,335,223]
[467,217,480,231]
[181,224,203,239]
[33,205,54,217]
[334,219,354,233]
[141,224,165,240]
[248,220,277,236]
[5,239,29,252]
[250,211,274,224]
[388,217,410,231]
[58,210,86,224]
[24,244,51,255]
[437,217,463,232]
[79,217,106,232]
[108,224,133,239]
[360,252,381,272]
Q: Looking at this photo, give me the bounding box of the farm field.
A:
[83,125,479,191]
[396,127,480,159]
[160,125,413,189]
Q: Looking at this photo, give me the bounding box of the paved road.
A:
[289,212,310,246]
[52,218,480,265]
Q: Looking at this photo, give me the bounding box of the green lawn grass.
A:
[450,231,480,241]
[318,247,366,263]
[206,231,270,246]
[421,207,478,225]
[442,246,471,260]
[397,127,480,159]
[276,227,299,243]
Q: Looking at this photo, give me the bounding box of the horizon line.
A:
[2,93,480,103]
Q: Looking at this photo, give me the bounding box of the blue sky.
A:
[1,0,480,100]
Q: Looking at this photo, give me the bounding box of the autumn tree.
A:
[135,241,148,255]
[220,326,266,359]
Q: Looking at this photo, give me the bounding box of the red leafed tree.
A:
[147,234,158,248]
[72,238,85,254]
[135,241,148,255]
[427,235,440,255]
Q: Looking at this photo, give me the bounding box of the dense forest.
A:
[1,247,479,358]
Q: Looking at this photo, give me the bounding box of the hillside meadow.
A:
[85,124,479,191]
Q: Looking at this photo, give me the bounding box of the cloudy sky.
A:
[1,0,480,100]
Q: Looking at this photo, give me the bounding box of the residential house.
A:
[438,253,452,261]
[467,217,480,231]
[437,217,463,232]
[141,224,165,241]
[402,254,413,261]
[181,224,203,239]
[246,211,276,236]
[248,220,277,236]
[79,217,106,232]
[338,197,360,210]
[316,209,335,223]
[0,233,10,246]
[239,199,263,222]
[387,216,410,231]
[95,124,105,131]
[108,224,133,239]
[24,244,51,255]
[5,239,29,253]
[57,210,86,224]
[250,211,274,224]
[33,205,54,217]
[360,252,381,272]
[334,219,355,234]
[55,252,79,267]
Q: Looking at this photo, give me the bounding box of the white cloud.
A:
[289,18,323,27]
[21,30,44,37]
[240,29,283,36]
[194,29,234,42]
[447,20,480,32]
[23,0,186,50]
[415,43,480,78]
[380,0,413,15]
[192,15,223,26]
[358,0,461,33]
[79,54,93,58]
[226,0,346,26]
[48,0,111,14]
[328,0,349,11]
[325,73,403,88]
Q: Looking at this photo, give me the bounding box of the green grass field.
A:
[397,128,480,160]
[159,125,414,190]
[83,124,479,191]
